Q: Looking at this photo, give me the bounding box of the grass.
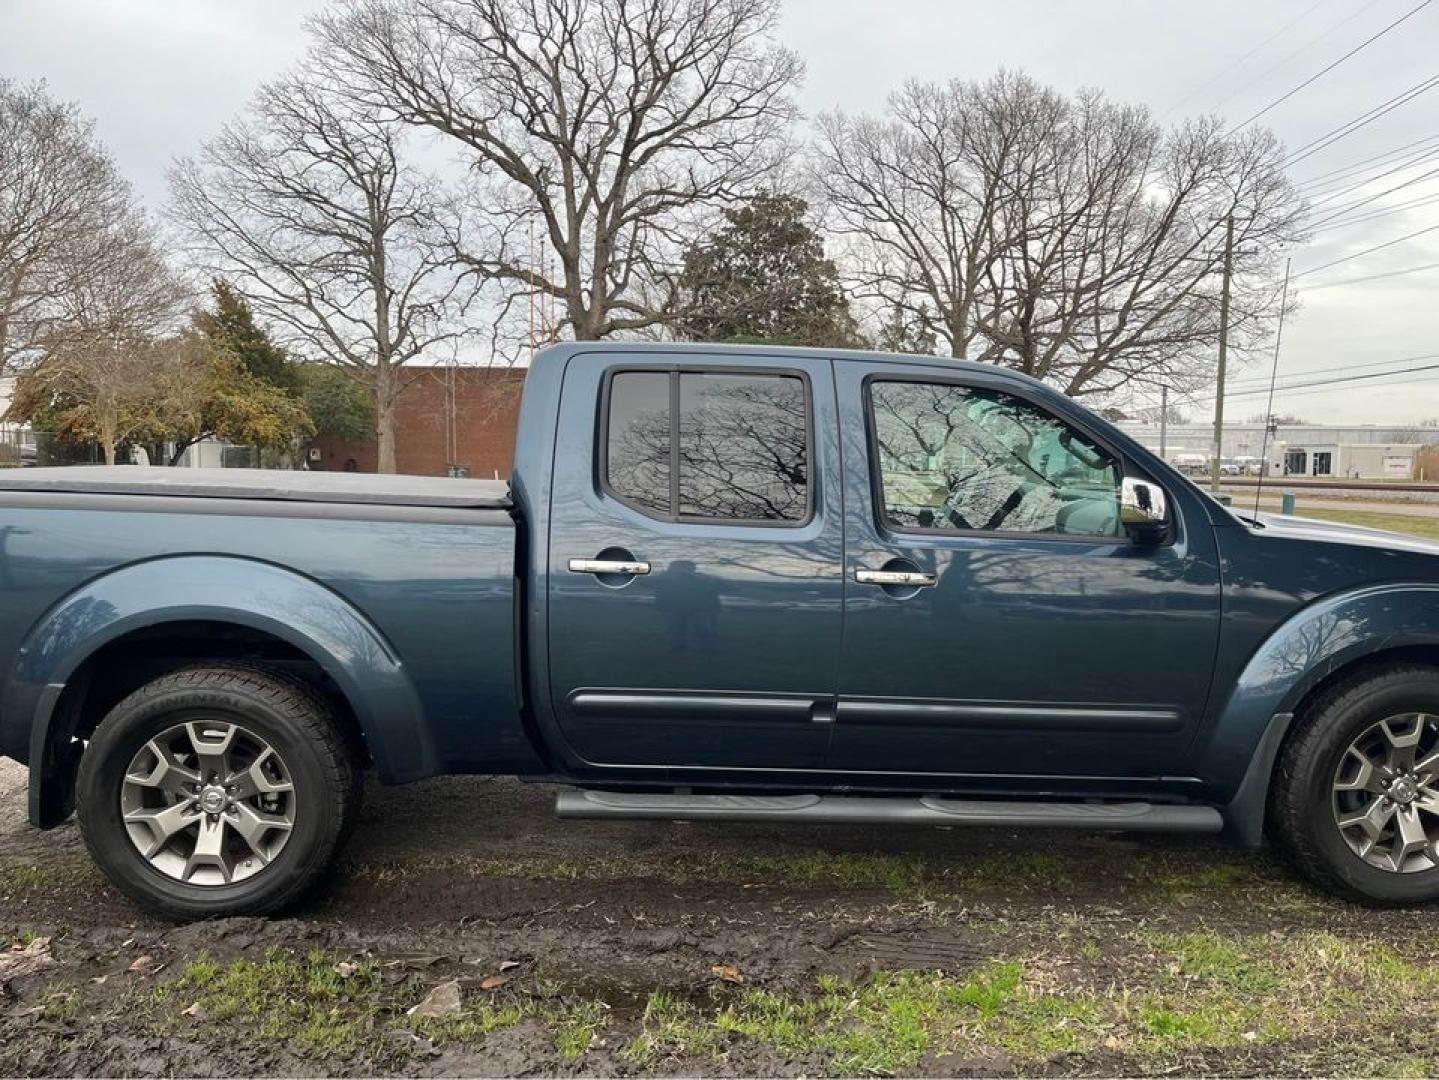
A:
[0,864,55,893]
[351,841,1301,908]
[25,924,1439,1075]
[152,949,612,1066]
[1279,507,1439,542]
[620,928,1439,1075]
[154,950,390,1057]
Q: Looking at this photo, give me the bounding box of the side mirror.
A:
[1120,476,1169,545]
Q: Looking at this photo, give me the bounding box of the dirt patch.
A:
[2,764,1436,1077]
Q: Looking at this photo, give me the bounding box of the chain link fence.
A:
[0,430,265,469]
[0,429,103,468]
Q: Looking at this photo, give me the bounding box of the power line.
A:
[1225,350,1439,390]
[1284,73,1439,167]
[1296,131,1439,188]
[1312,191,1439,232]
[1310,161,1439,227]
[1293,222,1439,279]
[1302,143,1439,209]
[1212,0,1380,115]
[1164,0,1332,118]
[1227,0,1434,133]
[1188,358,1439,405]
[1299,258,1439,289]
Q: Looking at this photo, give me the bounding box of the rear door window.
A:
[605,369,810,524]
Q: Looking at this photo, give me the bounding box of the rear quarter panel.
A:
[0,495,534,779]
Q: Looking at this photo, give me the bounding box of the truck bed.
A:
[0,466,511,509]
[0,465,526,782]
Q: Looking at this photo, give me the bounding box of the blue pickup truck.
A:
[3,342,1439,917]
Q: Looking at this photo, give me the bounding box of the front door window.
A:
[868,380,1123,538]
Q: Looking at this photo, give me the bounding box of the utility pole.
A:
[1210,213,1235,494]
[1159,385,1169,460]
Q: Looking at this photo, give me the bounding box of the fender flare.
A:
[12,555,432,826]
[1207,582,1439,844]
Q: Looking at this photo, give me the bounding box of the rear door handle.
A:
[855,568,936,587]
[569,558,651,576]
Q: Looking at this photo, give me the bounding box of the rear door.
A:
[829,360,1222,782]
[546,352,843,773]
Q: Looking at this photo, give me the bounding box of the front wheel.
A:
[77,665,361,920]
[1270,665,1439,904]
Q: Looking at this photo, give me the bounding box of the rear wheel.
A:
[1271,665,1439,904]
[77,665,360,919]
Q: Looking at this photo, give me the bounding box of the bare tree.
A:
[813,72,1304,398]
[170,73,469,473]
[0,80,135,375]
[311,0,802,343]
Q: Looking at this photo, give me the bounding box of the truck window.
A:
[604,369,810,524]
[606,371,673,514]
[867,379,1123,538]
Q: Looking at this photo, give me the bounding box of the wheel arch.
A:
[1209,583,1439,846]
[12,555,432,828]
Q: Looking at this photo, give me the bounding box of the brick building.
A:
[309,366,527,478]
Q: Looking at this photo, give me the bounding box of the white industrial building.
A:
[1118,420,1429,480]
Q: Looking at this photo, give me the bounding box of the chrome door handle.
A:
[569,558,651,576]
[855,568,936,587]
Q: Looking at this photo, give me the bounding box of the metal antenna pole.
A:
[1160,386,1169,460]
[1210,212,1235,494]
[1254,257,1292,517]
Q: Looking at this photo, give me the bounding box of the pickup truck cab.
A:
[4,342,1439,917]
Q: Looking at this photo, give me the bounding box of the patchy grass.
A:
[624,991,723,1068]
[153,950,390,1058]
[1282,508,1439,542]
[155,948,613,1066]
[348,840,1299,908]
[621,928,1439,1075]
[0,864,54,893]
[38,986,82,1022]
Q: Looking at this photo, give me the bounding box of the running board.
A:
[554,791,1222,832]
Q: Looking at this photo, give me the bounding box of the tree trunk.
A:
[377,405,397,474]
[99,410,117,466]
[374,364,398,474]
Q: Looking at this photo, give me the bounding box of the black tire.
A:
[1270,664,1439,905]
[77,664,361,920]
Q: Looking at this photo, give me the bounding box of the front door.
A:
[829,361,1222,783]
[546,352,843,774]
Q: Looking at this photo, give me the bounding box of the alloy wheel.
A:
[120,720,296,886]
[1332,713,1439,873]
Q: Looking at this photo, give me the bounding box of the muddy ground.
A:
[3,758,1438,1078]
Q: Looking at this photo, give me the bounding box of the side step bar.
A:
[555,790,1222,833]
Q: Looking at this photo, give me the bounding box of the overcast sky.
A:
[3,0,1436,424]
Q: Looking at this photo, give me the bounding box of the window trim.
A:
[599,363,816,529]
[861,372,1147,544]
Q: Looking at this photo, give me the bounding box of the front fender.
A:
[1202,583,1439,837]
[12,555,431,825]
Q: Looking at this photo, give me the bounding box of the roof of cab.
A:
[530,341,1047,388]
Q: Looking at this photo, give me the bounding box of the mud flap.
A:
[1220,711,1294,848]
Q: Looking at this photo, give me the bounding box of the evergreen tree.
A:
[678,194,860,348]
[194,279,298,392]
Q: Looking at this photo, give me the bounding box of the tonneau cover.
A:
[0,466,512,509]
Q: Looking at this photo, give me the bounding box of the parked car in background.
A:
[4,342,1439,918]
[1170,452,1208,475]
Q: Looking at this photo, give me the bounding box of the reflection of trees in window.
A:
[606,370,808,522]
[607,371,671,513]
[679,374,806,521]
[871,381,1120,536]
